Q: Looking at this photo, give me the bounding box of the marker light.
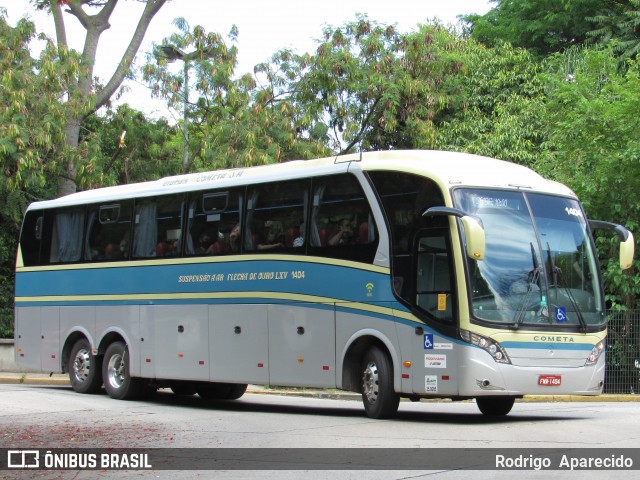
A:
[585,339,606,366]
[459,329,511,364]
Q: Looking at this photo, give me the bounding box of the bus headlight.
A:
[459,329,511,364]
[585,339,605,366]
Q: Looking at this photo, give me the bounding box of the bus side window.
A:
[132,195,184,259]
[245,180,307,254]
[309,174,378,263]
[85,202,133,261]
[50,208,85,263]
[19,211,44,266]
[367,171,446,303]
[186,189,242,256]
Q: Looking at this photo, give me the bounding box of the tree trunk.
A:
[54,0,167,197]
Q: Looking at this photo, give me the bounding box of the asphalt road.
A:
[1,383,639,479]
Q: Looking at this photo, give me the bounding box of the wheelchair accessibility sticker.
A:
[424,334,434,350]
[555,306,568,323]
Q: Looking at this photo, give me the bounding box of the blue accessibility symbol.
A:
[424,333,434,349]
[555,306,568,323]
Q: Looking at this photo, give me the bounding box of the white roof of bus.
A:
[29,150,574,210]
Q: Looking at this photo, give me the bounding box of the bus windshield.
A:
[454,189,604,328]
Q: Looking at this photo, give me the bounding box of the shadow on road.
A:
[30,385,586,425]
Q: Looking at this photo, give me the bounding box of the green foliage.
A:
[536,47,640,307]
[463,0,614,57]
[143,18,328,171]
[0,15,76,193]
[266,18,466,153]
[435,40,544,165]
[588,0,640,60]
[79,104,181,187]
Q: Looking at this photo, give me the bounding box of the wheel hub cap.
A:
[362,361,379,404]
[73,349,91,383]
[107,353,125,389]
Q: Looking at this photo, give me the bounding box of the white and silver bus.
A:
[14,150,634,418]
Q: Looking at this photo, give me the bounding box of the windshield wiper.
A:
[546,243,587,332]
[513,243,544,328]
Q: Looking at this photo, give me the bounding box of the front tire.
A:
[476,396,516,416]
[361,346,400,419]
[68,338,102,394]
[102,341,147,400]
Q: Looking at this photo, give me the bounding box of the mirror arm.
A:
[588,220,630,242]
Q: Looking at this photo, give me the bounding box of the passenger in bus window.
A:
[196,232,214,254]
[257,220,284,250]
[227,223,241,253]
[328,218,355,246]
[210,223,241,254]
[117,233,130,259]
[292,223,305,247]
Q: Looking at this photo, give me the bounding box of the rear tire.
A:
[361,346,400,419]
[102,341,147,400]
[68,338,102,394]
[476,396,515,416]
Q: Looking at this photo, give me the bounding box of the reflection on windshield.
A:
[454,189,604,328]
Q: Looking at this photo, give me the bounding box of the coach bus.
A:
[14,150,634,418]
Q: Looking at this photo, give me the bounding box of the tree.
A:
[144,19,330,171]
[33,0,167,196]
[264,18,468,154]
[589,0,640,60]
[536,47,640,309]
[435,39,544,166]
[462,0,614,57]
[79,104,181,187]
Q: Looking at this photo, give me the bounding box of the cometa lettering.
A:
[533,336,575,343]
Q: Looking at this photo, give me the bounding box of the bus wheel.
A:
[68,338,102,394]
[102,341,146,400]
[361,346,400,419]
[476,396,515,416]
[197,383,248,400]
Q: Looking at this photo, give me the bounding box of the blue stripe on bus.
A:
[15,259,396,304]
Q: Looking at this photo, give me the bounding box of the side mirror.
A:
[460,215,486,260]
[589,220,635,270]
[620,232,635,270]
[423,206,486,261]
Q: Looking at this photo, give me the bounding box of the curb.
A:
[2,372,639,402]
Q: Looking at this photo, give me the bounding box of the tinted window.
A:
[368,171,448,306]
[133,195,184,259]
[85,202,133,261]
[186,189,243,256]
[245,181,307,253]
[47,208,85,263]
[309,174,378,263]
[19,211,43,266]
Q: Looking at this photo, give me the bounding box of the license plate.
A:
[538,375,562,386]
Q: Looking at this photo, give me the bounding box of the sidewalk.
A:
[2,371,639,403]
